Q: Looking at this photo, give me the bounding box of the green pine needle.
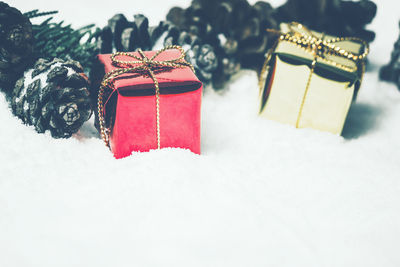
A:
[24,9,99,73]
[24,10,58,19]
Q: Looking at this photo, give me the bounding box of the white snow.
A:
[1,0,400,267]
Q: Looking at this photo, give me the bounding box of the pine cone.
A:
[0,2,34,93]
[96,14,153,53]
[166,0,279,89]
[380,21,400,91]
[11,58,92,138]
[186,44,218,83]
[276,0,377,42]
[95,14,218,86]
[163,25,218,84]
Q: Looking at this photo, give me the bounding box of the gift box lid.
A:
[273,23,367,82]
[97,49,202,96]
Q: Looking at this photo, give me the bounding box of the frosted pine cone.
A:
[11,58,92,138]
[94,13,218,86]
[0,1,34,93]
[166,0,279,88]
[163,25,218,84]
[276,0,377,42]
[96,14,153,53]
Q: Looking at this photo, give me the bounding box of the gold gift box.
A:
[259,22,369,135]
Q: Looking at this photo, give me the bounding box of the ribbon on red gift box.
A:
[98,46,194,149]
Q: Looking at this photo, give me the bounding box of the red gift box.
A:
[92,47,202,159]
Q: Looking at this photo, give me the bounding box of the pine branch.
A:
[25,9,99,73]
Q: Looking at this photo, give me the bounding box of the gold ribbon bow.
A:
[266,22,369,72]
[98,45,194,149]
[261,22,370,128]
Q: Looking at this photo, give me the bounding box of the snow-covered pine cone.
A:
[186,44,218,84]
[0,1,34,93]
[94,13,218,86]
[380,21,400,91]
[11,58,92,138]
[166,0,279,88]
[276,0,377,43]
[163,25,218,84]
[96,14,154,53]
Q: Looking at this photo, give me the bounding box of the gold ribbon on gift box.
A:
[98,45,194,149]
[260,22,370,128]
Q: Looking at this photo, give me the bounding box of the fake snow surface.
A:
[1,1,400,267]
